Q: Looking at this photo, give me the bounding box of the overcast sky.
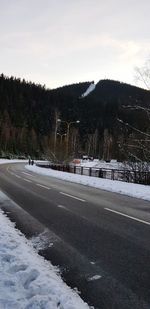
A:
[0,0,150,89]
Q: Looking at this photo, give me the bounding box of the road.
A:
[0,162,150,309]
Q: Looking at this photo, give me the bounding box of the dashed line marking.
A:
[57,205,66,209]
[15,175,21,179]
[7,167,14,176]
[10,172,15,176]
[105,208,150,226]
[57,205,69,211]
[59,192,85,202]
[90,261,96,265]
[22,172,35,177]
[87,275,102,281]
[36,184,51,190]
[23,178,32,183]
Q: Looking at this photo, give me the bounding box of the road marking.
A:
[15,175,21,179]
[22,172,35,177]
[23,178,32,183]
[59,192,85,202]
[105,208,150,226]
[90,261,96,265]
[88,275,102,281]
[7,167,20,178]
[36,184,51,190]
[57,205,69,211]
[7,168,15,176]
[10,172,15,176]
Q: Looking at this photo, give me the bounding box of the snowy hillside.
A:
[81,82,96,97]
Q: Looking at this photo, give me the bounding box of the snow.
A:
[0,160,90,309]
[0,197,89,309]
[26,164,150,202]
[0,158,149,307]
[0,159,28,164]
[81,83,96,97]
[88,275,101,282]
[72,159,125,170]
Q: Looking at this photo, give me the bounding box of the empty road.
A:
[0,162,150,309]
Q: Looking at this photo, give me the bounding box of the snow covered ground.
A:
[27,163,150,202]
[0,160,90,309]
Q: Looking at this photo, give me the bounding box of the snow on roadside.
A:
[26,164,150,202]
[0,159,28,164]
[0,201,89,309]
[0,160,90,309]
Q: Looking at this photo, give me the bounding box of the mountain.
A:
[0,74,149,161]
[81,82,96,97]
[79,79,150,130]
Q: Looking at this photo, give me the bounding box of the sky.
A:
[0,0,150,89]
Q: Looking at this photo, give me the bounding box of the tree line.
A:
[0,73,150,162]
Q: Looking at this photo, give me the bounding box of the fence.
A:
[36,163,150,185]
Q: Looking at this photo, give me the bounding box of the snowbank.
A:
[0,198,89,309]
[26,164,150,202]
[0,159,27,164]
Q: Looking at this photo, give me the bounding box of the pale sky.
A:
[0,0,150,89]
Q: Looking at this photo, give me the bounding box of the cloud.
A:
[0,0,150,87]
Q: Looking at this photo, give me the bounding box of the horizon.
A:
[0,72,148,91]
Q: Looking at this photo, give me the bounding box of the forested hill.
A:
[87,79,149,101]
[79,79,150,132]
[0,74,90,133]
[0,74,149,160]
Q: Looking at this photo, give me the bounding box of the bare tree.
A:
[103,129,113,162]
[135,59,150,90]
[117,60,150,181]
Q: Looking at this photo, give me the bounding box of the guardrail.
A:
[36,163,150,185]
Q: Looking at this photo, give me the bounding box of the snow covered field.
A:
[0,160,90,309]
[74,159,122,169]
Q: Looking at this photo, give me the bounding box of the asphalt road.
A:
[0,162,150,309]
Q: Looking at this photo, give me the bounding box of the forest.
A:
[0,73,150,163]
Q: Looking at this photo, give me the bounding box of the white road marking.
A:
[10,172,15,176]
[88,275,102,281]
[22,172,35,177]
[59,192,85,202]
[23,178,32,183]
[15,175,21,179]
[57,205,69,211]
[7,167,21,179]
[90,261,96,265]
[105,208,150,226]
[36,184,51,190]
[7,167,14,176]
